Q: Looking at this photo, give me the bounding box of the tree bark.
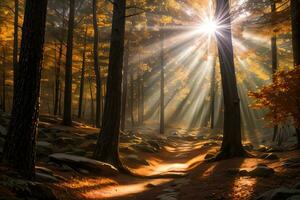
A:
[62,0,75,126]
[291,0,300,148]
[210,56,217,129]
[121,41,130,131]
[78,26,88,119]
[93,0,126,167]
[2,0,48,179]
[93,0,103,128]
[13,0,19,90]
[160,28,165,134]
[88,70,95,126]
[1,47,6,112]
[130,69,135,128]
[271,1,279,142]
[215,0,246,159]
[54,8,66,116]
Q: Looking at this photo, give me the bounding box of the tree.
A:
[290,0,300,147]
[2,0,48,179]
[62,0,75,126]
[78,25,88,119]
[210,56,217,129]
[121,41,130,131]
[160,28,165,134]
[93,0,103,128]
[271,0,279,142]
[94,0,126,167]
[214,0,247,159]
[1,46,6,112]
[13,0,19,89]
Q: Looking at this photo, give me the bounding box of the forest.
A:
[0,0,299,199]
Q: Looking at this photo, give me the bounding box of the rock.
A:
[257,146,268,152]
[243,143,254,151]
[68,149,86,156]
[259,153,279,160]
[54,137,76,145]
[204,153,215,160]
[256,187,300,200]
[203,141,219,147]
[133,143,158,153]
[287,195,300,200]
[197,135,207,140]
[156,193,178,200]
[283,158,300,168]
[249,165,275,177]
[125,154,149,166]
[146,183,156,188]
[35,172,59,183]
[267,145,285,152]
[49,153,118,175]
[35,166,53,175]
[147,140,161,150]
[0,125,7,137]
[37,141,53,158]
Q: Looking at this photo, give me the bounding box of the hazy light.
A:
[198,19,219,35]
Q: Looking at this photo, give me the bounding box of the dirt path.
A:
[55,133,300,200]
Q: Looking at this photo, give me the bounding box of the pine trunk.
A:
[271,1,279,142]
[93,0,103,128]
[1,47,6,112]
[62,0,75,126]
[78,26,88,119]
[215,0,246,159]
[93,0,126,167]
[210,56,217,129]
[130,71,135,128]
[121,41,130,131]
[160,29,165,134]
[2,0,48,179]
[291,0,300,148]
[13,0,19,89]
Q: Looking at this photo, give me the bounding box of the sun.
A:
[199,19,218,35]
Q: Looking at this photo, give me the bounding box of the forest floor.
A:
[0,114,300,200]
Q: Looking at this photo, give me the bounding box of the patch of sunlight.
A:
[62,177,117,189]
[83,179,171,199]
[151,163,189,175]
[231,177,257,199]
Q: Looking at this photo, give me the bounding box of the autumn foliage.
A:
[249,67,300,128]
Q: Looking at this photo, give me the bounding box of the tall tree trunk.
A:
[291,0,300,148]
[130,70,135,128]
[93,0,126,167]
[54,8,66,116]
[271,1,279,142]
[141,72,145,124]
[78,26,88,119]
[2,47,6,112]
[13,0,19,90]
[210,56,217,129]
[93,0,102,128]
[215,0,246,159]
[2,0,48,179]
[121,41,130,131]
[88,70,95,126]
[54,41,63,116]
[62,0,75,126]
[160,28,165,134]
[137,59,141,125]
